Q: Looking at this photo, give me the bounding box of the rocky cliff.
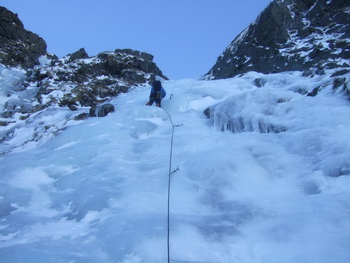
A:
[0,6,47,69]
[205,0,350,79]
[0,6,167,153]
[28,48,167,118]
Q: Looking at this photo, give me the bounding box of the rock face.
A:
[0,6,47,68]
[30,48,167,115]
[205,0,350,79]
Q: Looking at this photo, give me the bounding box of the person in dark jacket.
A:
[146,80,166,107]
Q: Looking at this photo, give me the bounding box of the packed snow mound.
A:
[0,66,26,113]
[206,71,347,134]
[206,88,292,133]
[1,72,350,263]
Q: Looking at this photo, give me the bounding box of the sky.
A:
[1,0,272,79]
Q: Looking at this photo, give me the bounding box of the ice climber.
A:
[146,80,166,107]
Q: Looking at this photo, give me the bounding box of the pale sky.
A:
[1,0,272,79]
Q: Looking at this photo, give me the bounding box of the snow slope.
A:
[1,72,350,263]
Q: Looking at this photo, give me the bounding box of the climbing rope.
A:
[163,108,182,263]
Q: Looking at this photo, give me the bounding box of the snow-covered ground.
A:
[1,72,350,263]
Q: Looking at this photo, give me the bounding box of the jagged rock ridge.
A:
[30,48,167,117]
[205,0,350,79]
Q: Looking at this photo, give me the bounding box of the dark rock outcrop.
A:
[28,48,167,116]
[89,103,115,117]
[68,48,89,62]
[205,0,350,79]
[0,6,47,68]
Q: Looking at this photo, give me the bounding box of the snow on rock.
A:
[205,0,350,79]
[0,47,167,154]
[0,7,167,154]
